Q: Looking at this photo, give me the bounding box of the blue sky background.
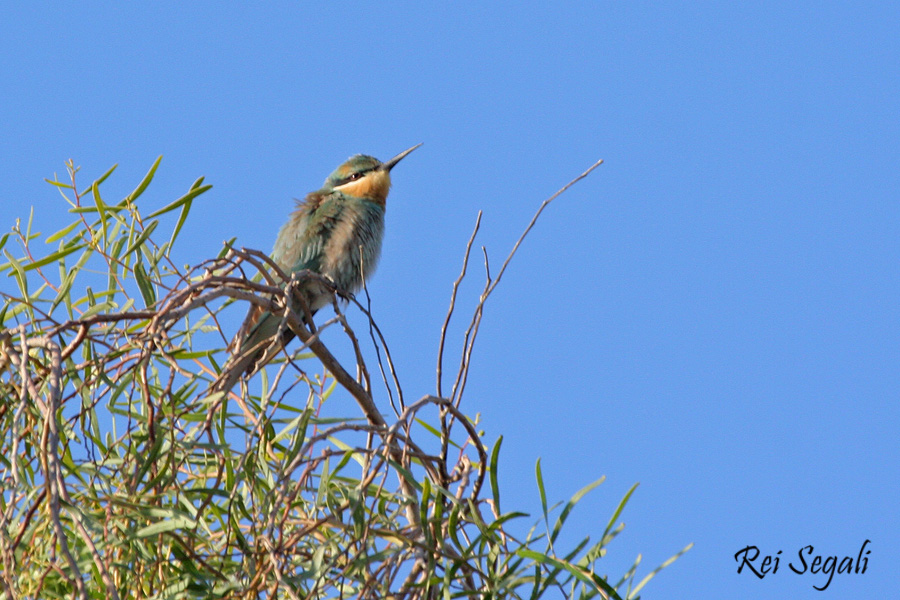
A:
[2,3,897,597]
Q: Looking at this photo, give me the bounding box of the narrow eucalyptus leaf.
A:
[146,183,212,219]
[134,516,197,538]
[81,301,115,319]
[123,220,159,257]
[134,262,156,306]
[92,180,108,242]
[126,155,162,203]
[550,476,606,545]
[490,435,503,512]
[3,250,28,296]
[167,199,192,253]
[629,543,693,597]
[94,163,118,186]
[22,244,83,272]
[44,178,74,190]
[536,458,548,523]
[602,482,639,546]
[26,207,34,239]
[218,237,237,258]
[53,270,77,314]
[45,219,81,243]
[68,205,127,214]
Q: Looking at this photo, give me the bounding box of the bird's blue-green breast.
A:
[271,189,385,299]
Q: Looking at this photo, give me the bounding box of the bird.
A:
[215,143,422,393]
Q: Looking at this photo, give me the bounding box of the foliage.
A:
[0,159,689,599]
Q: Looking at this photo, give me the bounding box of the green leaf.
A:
[529,565,542,600]
[44,178,74,190]
[146,183,212,219]
[602,482,638,547]
[134,261,156,306]
[81,301,115,319]
[22,244,84,272]
[3,250,28,296]
[385,459,423,492]
[134,515,197,538]
[45,219,81,243]
[94,162,118,186]
[447,504,465,553]
[415,417,445,440]
[284,410,312,467]
[167,198,193,252]
[123,219,158,257]
[50,269,77,313]
[517,549,624,600]
[92,179,108,245]
[0,302,30,324]
[420,478,432,545]
[550,476,605,545]
[218,237,237,258]
[316,455,330,506]
[26,206,34,240]
[536,458,548,525]
[126,155,162,203]
[629,542,693,598]
[490,435,503,513]
[70,244,94,281]
[68,205,128,214]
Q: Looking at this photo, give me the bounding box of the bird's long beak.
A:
[380,143,423,171]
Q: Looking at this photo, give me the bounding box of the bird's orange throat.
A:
[335,170,391,204]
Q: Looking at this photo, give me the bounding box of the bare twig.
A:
[436,211,482,399]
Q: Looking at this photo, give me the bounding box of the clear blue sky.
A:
[2,3,897,597]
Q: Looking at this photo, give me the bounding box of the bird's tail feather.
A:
[207,275,328,400]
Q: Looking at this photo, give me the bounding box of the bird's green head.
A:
[323,143,422,203]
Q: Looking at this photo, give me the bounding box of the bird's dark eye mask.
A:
[334,168,375,186]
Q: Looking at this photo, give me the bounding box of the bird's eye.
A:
[350,173,363,181]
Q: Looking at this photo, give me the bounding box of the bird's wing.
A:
[224,191,342,371]
[271,191,324,271]
[284,192,351,274]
